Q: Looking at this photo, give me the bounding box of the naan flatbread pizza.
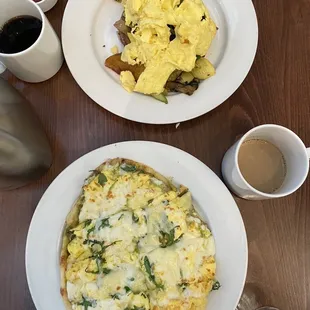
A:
[60,158,217,310]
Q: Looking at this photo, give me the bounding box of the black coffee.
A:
[0,15,42,54]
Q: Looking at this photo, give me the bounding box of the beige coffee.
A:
[238,139,286,193]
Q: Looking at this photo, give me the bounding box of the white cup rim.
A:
[234,124,309,198]
[0,0,45,58]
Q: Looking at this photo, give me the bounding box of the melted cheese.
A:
[65,161,217,310]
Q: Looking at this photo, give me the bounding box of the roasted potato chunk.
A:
[192,58,215,80]
[105,53,145,81]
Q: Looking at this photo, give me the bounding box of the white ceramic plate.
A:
[26,141,247,310]
[62,0,258,124]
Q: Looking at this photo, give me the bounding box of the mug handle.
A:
[0,61,6,74]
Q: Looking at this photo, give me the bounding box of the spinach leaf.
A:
[85,257,102,274]
[121,164,137,172]
[86,226,95,238]
[99,218,111,229]
[159,226,183,248]
[98,173,107,186]
[111,293,120,300]
[78,296,95,310]
[102,268,111,275]
[83,239,119,257]
[84,219,92,227]
[143,256,164,289]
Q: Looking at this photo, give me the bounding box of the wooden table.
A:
[1,0,310,309]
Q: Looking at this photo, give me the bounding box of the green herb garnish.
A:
[159,226,183,248]
[85,257,102,274]
[121,164,137,172]
[99,218,111,229]
[84,239,119,256]
[87,226,95,238]
[132,213,139,223]
[143,256,164,289]
[102,268,111,275]
[111,293,120,300]
[78,296,95,310]
[124,286,131,293]
[118,214,124,221]
[97,173,107,186]
[212,280,221,291]
[84,219,92,227]
[83,239,102,246]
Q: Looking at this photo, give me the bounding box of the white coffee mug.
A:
[222,124,310,200]
[35,0,59,13]
[0,0,63,83]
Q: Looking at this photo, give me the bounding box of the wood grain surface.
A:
[0,0,310,309]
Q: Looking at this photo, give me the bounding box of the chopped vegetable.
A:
[85,256,102,274]
[86,226,95,238]
[143,256,164,289]
[84,219,92,227]
[98,173,107,186]
[99,218,111,229]
[121,164,137,172]
[102,268,111,275]
[151,93,168,104]
[124,286,131,293]
[165,80,199,95]
[114,19,130,35]
[78,296,95,310]
[111,293,121,300]
[159,226,183,248]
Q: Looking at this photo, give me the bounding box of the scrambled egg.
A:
[63,160,217,310]
[120,71,136,92]
[111,45,120,55]
[119,0,217,94]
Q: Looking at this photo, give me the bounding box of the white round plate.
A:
[62,0,258,124]
[26,141,247,310]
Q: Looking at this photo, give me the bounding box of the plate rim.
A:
[61,0,258,124]
[25,141,248,310]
